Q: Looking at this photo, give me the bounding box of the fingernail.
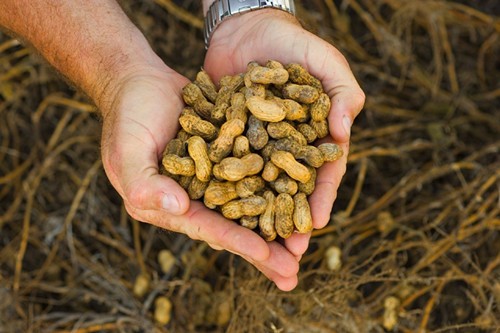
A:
[162,194,180,214]
[342,115,351,138]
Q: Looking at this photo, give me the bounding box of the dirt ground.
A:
[0,1,499,332]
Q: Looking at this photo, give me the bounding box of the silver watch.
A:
[204,0,296,48]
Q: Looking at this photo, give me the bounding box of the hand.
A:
[99,63,300,291]
[205,9,365,274]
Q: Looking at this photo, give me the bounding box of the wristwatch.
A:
[204,0,296,48]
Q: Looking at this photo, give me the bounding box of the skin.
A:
[0,0,365,291]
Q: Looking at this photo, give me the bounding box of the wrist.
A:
[88,36,169,114]
[209,8,300,49]
[204,0,298,48]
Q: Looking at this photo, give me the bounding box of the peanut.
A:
[318,143,343,161]
[176,129,191,142]
[204,180,238,207]
[194,69,217,103]
[163,138,186,157]
[162,154,195,177]
[217,74,244,106]
[286,63,323,92]
[266,60,285,70]
[246,96,287,122]
[297,123,318,143]
[236,176,265,198]
[271,173,298,195]
[221,196,267,219]
[267,121,307,146]
[246,115,269,150]
[275,193,294,239]
[182,83,214,120]
[248,65,289,85]
[203,197,217,210]
[259,191,277,241]
[298,165,317,195]
[261,161,281,182]
[208,119,245,163]
[157,249,176,274]
[281,98,309,122]
[243,62,267,98]
[133,273,150,298]
[211,102,229,125]
[188,177,209,200]
[282,83,320,104]
[178,175,193,191]
[213,153,264,182]
[324,246,342,272]
[240,216,259,229]
[187,136,212,182]
[275,138,324,168]
[179,113,218,141]
[260,141,277,161]
[270,150,311,184]
[226,92,248,123]
[154,296,172,325]
[232,135,250,158]
[309,119,329,138]
[310,93,331,122]
[293,192,313,233]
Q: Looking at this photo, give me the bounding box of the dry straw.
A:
[0,0,498,332]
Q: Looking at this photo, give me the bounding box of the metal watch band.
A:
[204,0,296,48]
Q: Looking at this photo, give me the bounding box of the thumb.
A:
[326,86,366,144]
[122,168,191,216]
[103,128,191,216]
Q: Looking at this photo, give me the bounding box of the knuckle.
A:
[124,181,150,210]
[354,89,366,112]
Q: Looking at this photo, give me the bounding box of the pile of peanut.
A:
[161,61,342,241]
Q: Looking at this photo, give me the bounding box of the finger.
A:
[327,86,365,144]
[309,141,349,229]
[243,242,300,291]
[130,201,270,263]
[283,232,311,259]
[179,201,271,262]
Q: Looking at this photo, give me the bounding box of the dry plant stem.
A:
[154,0,203,29]
[51,322,121,333]
[343,158,368,217]
[132,218,147,275]
[25,159,102,294]
[419,272,451,331]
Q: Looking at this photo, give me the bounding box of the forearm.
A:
[0,0,162,110]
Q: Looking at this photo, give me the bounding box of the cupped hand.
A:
[99,64,299,291]
[205,9,365,268]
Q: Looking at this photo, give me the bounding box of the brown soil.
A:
[1,1,499,332]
